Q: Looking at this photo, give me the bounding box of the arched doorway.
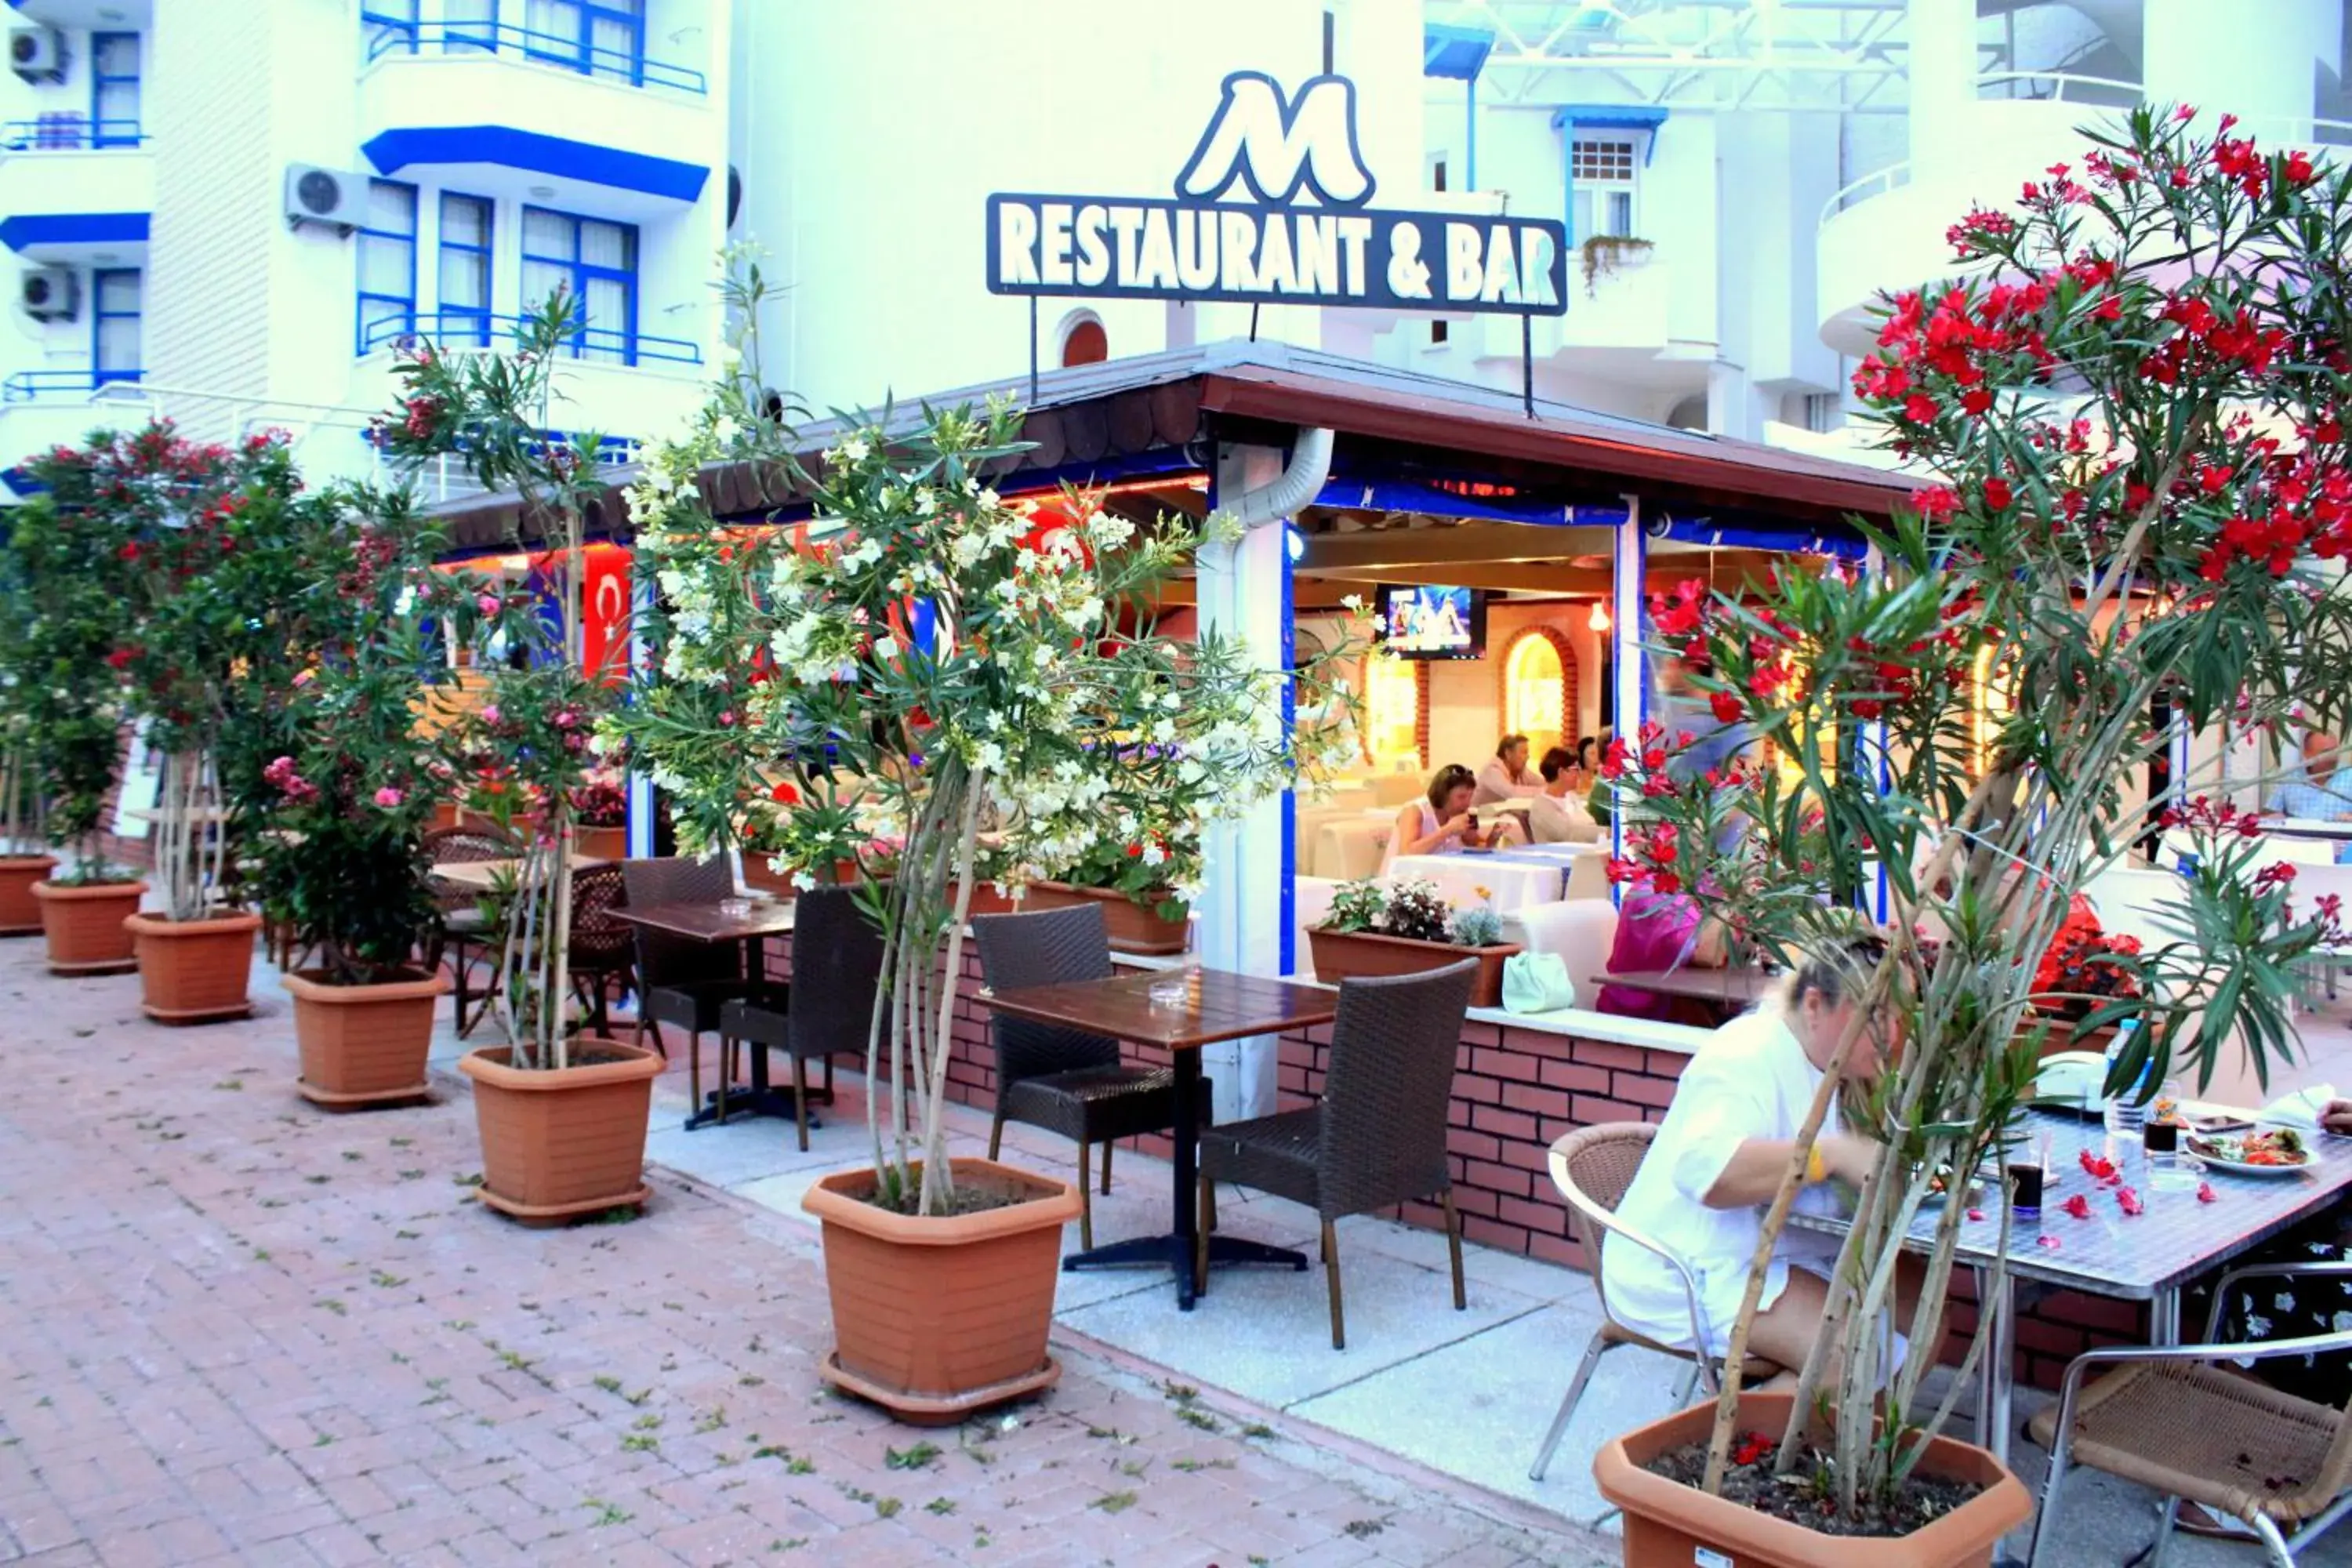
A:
[1499,626,1577,757]
[1058,312,1107,367]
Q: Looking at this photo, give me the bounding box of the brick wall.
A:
[768,931,2149,1390]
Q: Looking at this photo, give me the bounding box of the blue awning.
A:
[0,211,148,253]
[1423,23,1494,80]
[361,127,710,203]
[1550,104,1670,165]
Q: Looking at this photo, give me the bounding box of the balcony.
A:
[356,17,714,219]
[0,121,152,263]
[0,372,141,490]
[3,368,142,404]
[354,313,705,453]
[358,310,701,369]
[6,0,152,24]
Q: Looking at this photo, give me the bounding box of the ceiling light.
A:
[1588,600,1610,632]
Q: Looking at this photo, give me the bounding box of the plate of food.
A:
[2187,1127,2316,1176]
[1918,1166,1987,1207]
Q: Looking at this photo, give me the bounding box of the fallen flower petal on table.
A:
[2037,1234,2063,1250]
[1966,1208,1986,1221]
[2116,1185,2144,1216]
[2062,1193,2092,1219]
[2078,1149,2119,1184]
[2198,1181,2218,1203]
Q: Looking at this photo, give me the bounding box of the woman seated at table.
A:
[1381,763,1524,870]
[1528,746,1601,844]
[1592,891,1730,1025]
[1602,937,1924,1382]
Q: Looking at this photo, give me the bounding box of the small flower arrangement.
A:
[569,772,630,828]
[1451,906,1506,949]
[1319,877,1504,947]
[2028,895,2143,1022]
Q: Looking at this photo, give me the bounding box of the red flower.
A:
[1982,477,2013,511]
[2078,1148,2118,1183]
[1124,843,1144,858]
[1708,690,1742,724]
[1961,387,1992,416]
[118,541,141,561]
[2061,1193,2092,1220]
[1903,392,1940,425]
[768,780,800,806]
[2287,151,2318,187]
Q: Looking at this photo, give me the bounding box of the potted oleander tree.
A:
[252,493,546,1108]
[612,249,1366,1418]
[371,297,648,1222]
[1588,107,2352,1562]
[0,542,53,935]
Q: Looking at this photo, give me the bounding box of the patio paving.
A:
[0,945,1602,1567]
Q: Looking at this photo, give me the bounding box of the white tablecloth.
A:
[1387,847,1600,912]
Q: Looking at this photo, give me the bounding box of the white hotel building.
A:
[0,0,2343,494]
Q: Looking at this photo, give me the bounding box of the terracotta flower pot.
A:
[741,852,797,896]
[1308,927,1519,1007]
[949,879,1023,918]
[126,911,264,1025]
[1592,1392,2033,1567]
[1022,880,1189,955]
[576,824,628,861]
[802,1156,1082,1425]
[457,1039,662,1225]
[0,855,58,935]
[286,967,451,1110]
[31,879,147,975]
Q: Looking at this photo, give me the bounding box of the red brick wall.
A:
[771,931,2146,1389]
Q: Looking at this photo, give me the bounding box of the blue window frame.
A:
[521,205,638,364]
[89,32,140,147]
[437,193,494,346]
[91,268,140,385]
[355,179,418,354]
[360,2,418,52]
[524,0,646,85]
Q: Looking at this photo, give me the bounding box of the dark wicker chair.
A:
[621,857,787,1104]
[423,824,514,1037]
[1193,960,1478,1349]
[716,886,885,1148]
[566,863,637,1037]
[971,905,1210,1251]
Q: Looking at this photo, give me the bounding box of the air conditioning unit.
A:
[20,267,78,322]
[9,26,65,83]
[283,164,365,235]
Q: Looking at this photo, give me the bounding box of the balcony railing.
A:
[1974,71,2143,108]
[359,16,706,94]
[359,310,700,368]
[2,368,141,404]
[1818,162,1911,230]
[0,118,147,152]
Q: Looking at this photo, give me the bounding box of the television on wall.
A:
[1377,584,1486,660]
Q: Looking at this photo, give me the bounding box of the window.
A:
[1363,654,1422,771]
[524,0,646,83]
[360,1,418,53]
[355,179,418,354]
[438,194,494,346]
[1570,136,1638,239]
[1803,392,1844,434]
[445,0,497,52]
[1502,630,1568,758]
[92,269,140,385]
[1432,158,1449,194]
[1059,317,1106,367]
[521,206,638,363]
[90,33,140,147]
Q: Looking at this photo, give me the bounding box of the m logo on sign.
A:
[1174,71,1376,209]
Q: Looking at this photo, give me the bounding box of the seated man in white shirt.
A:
[1527,745,1600,844]
[1601,936,1921,1386]
[1474,734,1544,807]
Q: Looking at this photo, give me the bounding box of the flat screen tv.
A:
[1377,584,1486,660]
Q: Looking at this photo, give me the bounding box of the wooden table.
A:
[1590,964,1777,1016]
[611,898,798,1130]
[427,855,609,892]
[978,967,1339,1309]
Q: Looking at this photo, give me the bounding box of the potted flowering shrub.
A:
[7,439,148,971]
[569,771,630,861]
[374,296,652,1223]
[1588,107,2352,1561]
[1308,875,1520,1006]
[1026,800,1194,953]
[252,496,544,1108]
[614,253,1364,1417]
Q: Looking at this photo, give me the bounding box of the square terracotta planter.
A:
[31,879,147,975]
[0,855,58,936]
[126,912,264,1024]
[575,824,629,861]
[457,1040,663,1225]
[1308,927,1519,1007]
[286,967,450,1110]
[803,1157,1082,1425]
[1592,1392,2032,1567]
[1021,881,1189,955]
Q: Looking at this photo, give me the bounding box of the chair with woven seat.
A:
[714,886,884,1147]
[423,824,514,1037]
[1192,959,1479,1351]
[622,856,787,1104]
[565,863,637,1037]
[2025,1258,2352,1566]
[971,904,1211,1251]
[1527,1123,1781,1483]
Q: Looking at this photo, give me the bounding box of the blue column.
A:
[626,572,655,859]
[1610,500,1647,898]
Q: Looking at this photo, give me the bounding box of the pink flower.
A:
[477,593,500,615]
[2036,1235,2063,1250]
[372,787,404,808]
[481,705,502,725]
[2197,1181,2218,1203]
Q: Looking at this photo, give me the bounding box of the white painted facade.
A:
[2,1,2347,493]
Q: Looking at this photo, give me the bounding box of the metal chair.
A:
[423,824,513,1038]
[565,863,637,1038]
[1192,960,1479,1350]
[715,886,884,1148]
[971,905,1211,1250]
[622,857,786,1110]
[2025,1260,2352,1567]
[1527,1123,1780,1483]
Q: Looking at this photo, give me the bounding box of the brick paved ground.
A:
[0,943,1606,1567]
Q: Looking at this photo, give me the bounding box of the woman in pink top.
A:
[1382,764,1523,872]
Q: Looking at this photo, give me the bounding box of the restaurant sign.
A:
[987,72,1567,317]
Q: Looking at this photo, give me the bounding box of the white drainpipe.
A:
[1228,426,1334,526]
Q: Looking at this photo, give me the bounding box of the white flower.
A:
[873,633,902,662]
[792,870,817,891]
[1141,843,1167,867]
